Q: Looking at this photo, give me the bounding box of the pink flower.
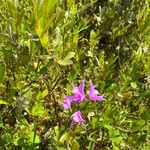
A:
[71,110,85,127]
[88,81,105,101]
[65,80,85,103]
[61,98,71,109]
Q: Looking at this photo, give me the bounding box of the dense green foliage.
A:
[0,0,150,149]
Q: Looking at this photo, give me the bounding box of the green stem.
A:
[32,119,37,150]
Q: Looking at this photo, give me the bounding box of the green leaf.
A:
[88,112,95,120]
[4,133,12,144]
[58,52,75,66]
[32,102,45,116]
[131,119,146,131]
[90,30,97,48]
[108,127,123,144]
[42,89,48,98]
[59,132,68,143]
[31,83,40,88]
[19,47,30,65]
[64,52,75,60]
[60,131,75,143]
[7,0,17,19]
[112,143,120,150]
[17,81,26,89]
[131,82,137,89]
[91,116,99,129]
[67,0,75,9]
[28,131,40,144]
[58,59,73,66]
[54,126,59,140]
[71,139,80,150]
[136,119,145,126]
[57,147,65,150]
[59,131,79,149]
[23,89,33,100]
[0,63,6,84]
[0,100,8,105]
[0,85,5,93]
[17,137,25,146]
[32,0,58,47]
[16,11,25,28]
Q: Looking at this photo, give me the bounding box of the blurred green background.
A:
[0,0,150,149]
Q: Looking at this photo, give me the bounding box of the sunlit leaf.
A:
[60,131,75,143]
[58,52,75,66]
[0,99,8,105]
[42,89,48,98]
[64,52,75,60]
[28,131,40,144]
[58,59,73,66]
[32,0,58,47]
[32,102,45,116]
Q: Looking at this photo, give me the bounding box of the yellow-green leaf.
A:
[32,0,58,47]
[64,52,75,60]
[57,52,75,66]
[58,59,73,66]
[32,102,45,116]
[42,89,48,98]
[0,100,8,105]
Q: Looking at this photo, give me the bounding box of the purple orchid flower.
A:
[61,97,71,109]
[89,81,105,101]
[65,80,85,103]
[71,110,85,127]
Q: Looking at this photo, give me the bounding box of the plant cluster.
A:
[61,80,104,126]
[0,0,150,149]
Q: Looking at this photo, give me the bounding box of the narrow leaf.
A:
[0,64,6,84]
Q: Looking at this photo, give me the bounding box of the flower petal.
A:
[65,95,77,101]
[70,81,85,103]
[89,81,105,101]
[71,110,85,126]
[79,80,85,95]
[89,95,105,101]
[61,98,71,109]
[65,95,81,103]
[71,120,76,127]
[62,80,85,108]
[72,85,80,95]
